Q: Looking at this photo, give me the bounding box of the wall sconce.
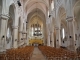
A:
[63,41,64,43]
[57,39,58,41]
[50,41,52,42]
[2,35,5,38]
[79,34,80,37]
[26,21,28,23]
[69,36,72,38]
[15,39,17,41]
[17,1,21,6]
[49,15,51,18]
[21,38,23,40]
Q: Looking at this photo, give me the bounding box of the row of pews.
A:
[39,46,80,60]
[0,46,34,60]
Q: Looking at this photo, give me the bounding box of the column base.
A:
[67,45,75,51]
[0,45,6,52]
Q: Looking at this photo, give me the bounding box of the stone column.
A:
[0,14,9,51]
[50,16,54,47]
[24,22,27,46]
[27,26,29,45]
[66,17,75,51]
[12,26,18,48]
[21,22,27,46]
[47,32,50,46]
[47,23,50,46]
[55,27,61,48]
[51,32,54,47]
[18,19,23,47]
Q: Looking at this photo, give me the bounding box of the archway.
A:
[74,0,80,50]
[27,8,46,46]
[6,4,15,49]
[28,15,43,46]
[58,6,67,48]
[60,22,67,48]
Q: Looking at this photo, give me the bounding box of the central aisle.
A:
[30,47,46,60]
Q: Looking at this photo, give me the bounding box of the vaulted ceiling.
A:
[23,0,49,15]
[22,0,50,24]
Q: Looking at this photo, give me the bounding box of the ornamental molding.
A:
[19,31,27,34]
[66,16,73,22]
[0,14,10,20]
[12,25,19,29]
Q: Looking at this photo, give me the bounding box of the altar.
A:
[29,39,43,46]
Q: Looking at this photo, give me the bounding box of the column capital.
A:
[0,14,10,20]
[66,16,73,22]
[54,26,60,30]
[12,25,19,29]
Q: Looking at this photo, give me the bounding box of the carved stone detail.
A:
[0,14,9,20]
[12,25,19,29]
[66,16,73,22]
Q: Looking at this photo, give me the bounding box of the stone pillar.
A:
[50,17,54,47]
[55,27,61,48]
[12,26,18,48]
[47,24,50,46]
[0,14,9,51]
[47,32,50,46]
[51,32,54,47]
[18,19,23,47]
[24,22,27,46]
[27,26,29,45]
[66,17,75,51]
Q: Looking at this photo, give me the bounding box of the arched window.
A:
[32,27,33,36]
[35,27,37,30]
[7,28,10,38]
[48,11,49,16]
[62,28,65,39]
[51,0,54,10]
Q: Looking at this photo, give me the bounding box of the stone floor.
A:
[30,47,46,60]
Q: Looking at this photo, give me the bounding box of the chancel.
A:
[0,0,80,60]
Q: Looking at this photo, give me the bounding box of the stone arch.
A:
[73,0,80,50]
[24,0,49,12]
[27,8,47,45]
[58,6,66,22]
[27,8,46,29]
[26,6,46,16]
[58,7,66,29]
[9,4,15,23]
[60,21,67,47]
[58,6,67,48]
[74,0,80,29]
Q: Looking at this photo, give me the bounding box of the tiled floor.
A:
[30,47,46,60]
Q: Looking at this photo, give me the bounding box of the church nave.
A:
[0,0,80,60]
